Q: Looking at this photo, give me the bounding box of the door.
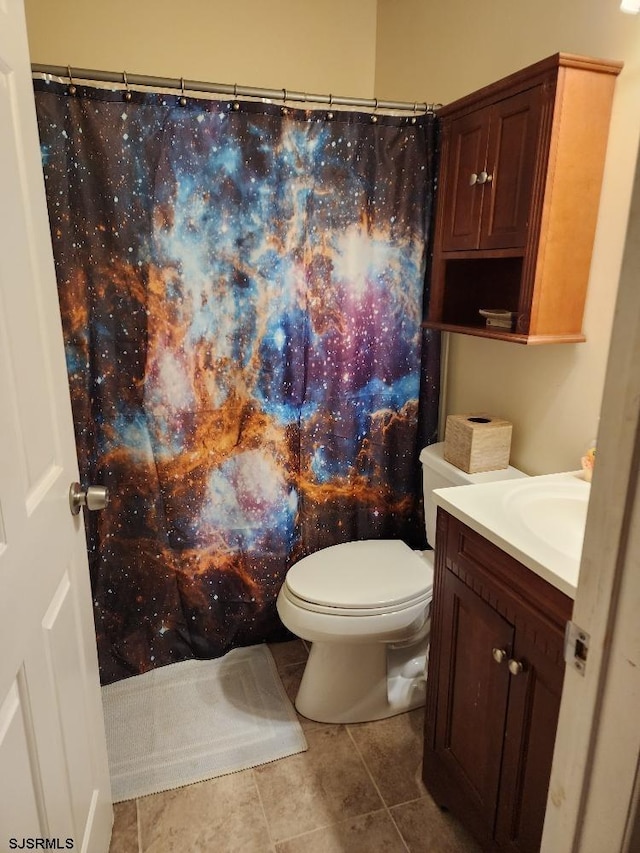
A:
[0,1,112,850]
[440,109,490,252]
[541,119,640,853]
[481,87,543,250]
[428,569,514,846]
[496,626,566,853]
[440,87,544,254]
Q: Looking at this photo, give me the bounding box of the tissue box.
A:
[444,414,512,474]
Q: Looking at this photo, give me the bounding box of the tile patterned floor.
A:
[108,640,481,853]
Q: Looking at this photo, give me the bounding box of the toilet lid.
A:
[285,540,433,610]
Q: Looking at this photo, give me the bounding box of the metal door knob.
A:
[469,172,478,185]
[477,170,493,185]
[492,648,507,664]
[69,482,109,515]
[508,659,524,676]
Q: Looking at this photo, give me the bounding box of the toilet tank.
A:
[419,442,527,548]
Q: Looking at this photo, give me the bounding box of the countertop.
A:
[433,471,591,599]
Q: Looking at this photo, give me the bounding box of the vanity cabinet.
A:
[422,510,572,852]
[426,53,621,343]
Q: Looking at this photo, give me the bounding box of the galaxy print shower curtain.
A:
[34,80,439,684]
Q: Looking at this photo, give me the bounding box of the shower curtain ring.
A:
[179,77,187,107]
[232,83,240,111]
[123,71,132,102]
[281,88,289,116]
[410,101,418,125]
[327,93,334,121]
[67,64,77,96]
[370,97,378,124]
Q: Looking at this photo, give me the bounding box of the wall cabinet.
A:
[422,510,572,852]
[427,53,621,344]
[440,87,543,253]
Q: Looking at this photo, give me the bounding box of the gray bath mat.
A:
[102,644,307,801]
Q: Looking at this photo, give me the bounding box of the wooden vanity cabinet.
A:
[427,53,621,344]
[422,510,572,852]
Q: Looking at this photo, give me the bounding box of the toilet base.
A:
[295,639,428,724]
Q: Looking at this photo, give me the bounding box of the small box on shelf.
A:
[479,309,515,330]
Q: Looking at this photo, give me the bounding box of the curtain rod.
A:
[31,63,440,114]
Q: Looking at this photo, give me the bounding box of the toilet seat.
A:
[284,540,433,616]
[281,584,432,617]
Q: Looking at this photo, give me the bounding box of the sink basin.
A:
[433,471,591,597]
[502,479,589,562]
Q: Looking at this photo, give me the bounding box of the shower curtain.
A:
[34,80,440,684]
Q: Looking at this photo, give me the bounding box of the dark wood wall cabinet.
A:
[422,510,573,852]
[426,53,622,344]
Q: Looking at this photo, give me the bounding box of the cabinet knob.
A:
[469,172,478,186]
[477,171,493,185]
[492,648,507,664]
[508,659,525,676]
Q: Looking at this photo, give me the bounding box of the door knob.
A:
[508,658,525,676]
[69,482,109,515]
[469,172,478,185]
[492,648,507,664]
[477,171,493,185]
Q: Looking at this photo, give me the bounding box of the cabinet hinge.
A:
[564,620,590,675]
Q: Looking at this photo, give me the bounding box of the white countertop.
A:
[433,471,591,599]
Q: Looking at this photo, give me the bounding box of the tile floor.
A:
[108,639,481,853]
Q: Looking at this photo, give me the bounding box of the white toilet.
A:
[276,441,526,723]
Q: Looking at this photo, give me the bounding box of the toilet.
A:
[276,441,526,724]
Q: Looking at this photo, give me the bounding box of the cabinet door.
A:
[495,627,566,853]
[440,110,490,252]
[480,87,543,250]
[432,569,514,845]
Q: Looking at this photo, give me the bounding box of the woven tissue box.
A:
[444,414,512,474]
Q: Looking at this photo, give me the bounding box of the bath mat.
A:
[102,644,307,802]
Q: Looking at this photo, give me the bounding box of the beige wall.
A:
[377,0,640,474]
[24,0,378,97]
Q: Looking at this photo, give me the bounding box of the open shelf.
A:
[439,256,523,329]
[423,320,529,344]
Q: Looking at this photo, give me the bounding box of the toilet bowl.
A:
[277,539,433,723]
[276,441,526,724]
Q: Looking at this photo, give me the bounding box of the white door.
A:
[0,1,112,851]
[541,136,640,850]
